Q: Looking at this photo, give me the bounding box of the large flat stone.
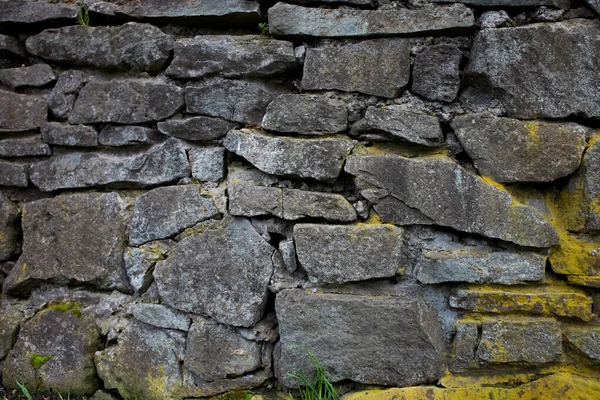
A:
[452,115,587,183]
[268,3,474,37]
[302,39,410,98]
[98,125,164,147]
[0,90,47,132]
[132,304,191,332]
[30,138,190,191]
[0,135,51,157]
[26,23,173,72]
[41,122,98,147]
[157,116,238,141]
[0,1,77,26]
[464,19,600,119]
[0,64,55,89]
[166,35,296,80]
[276,289,446,387]
[0,192,19,262]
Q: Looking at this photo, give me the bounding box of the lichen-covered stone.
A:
[132,304,191,331]
[69,79,184,124]
[98,125,164,147]
[0,307,22,360]
[464,19,600,119]
[157,116,238,141]
[166,35,296,80]
[3,192,131,297]
[451,322,478,372]
[26,23,173,72]
[452,115,587,183]
[41,122,98,147]
[276,289,446,387]
[129,185,219,245]
[0,192,19,262]
[0,1,77,26]
[282,189,357,221]
[361,189,434,225]
[189,147,226,182]
[154,217,275,327]
[564,327,600,362]
[302,39,410,98]
[224,129,356,181]
[0,160,28,187]
[268,3,474,37]
[0,90,47,132]
[47,70,85,120]
[91,390,121,400]
[412,44,462,102]
[0,64,55,89]
[0,136,51,157]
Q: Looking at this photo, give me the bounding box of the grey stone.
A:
[154,217,276,327]
[282,189,357,221]
[0,160,28,187]
[452,114,587,183]
[350,106,443,146]
[302,39,410,98]
[186,78,292,125]
[239,313,279,343]
[133,304,191,331]
[124,240,172,294]
[0,90,47,132]
[224,129,356,181]
[0,307,22,360]
[99,125,164,147]
[0,34,24,58]
[69,79,184,124]
[186,317,263,381]
[0,136,51,157]
[47,70,86,120]
[228,167,282,218]
[276,289,446,387]
[464,19,600,119]
[586,0,600,15]
[0,192,18,262]
[412,44,462,102]
[91,390,121,400]
[166,35,296,80]
[431,0,569,6]
[0,1,77,26]
[564,327,600,362]
[534,6,565,21]
[0,64,55,89]
[262,94,348,135]
[451,322,478,372]
[26,23,173,72]
[278,240,298,274]
[41,122,98,147]
[157,116,238,141]
[476,318,562,364]
[3,192,131,297]
[294,224,406,284]
[362,189,434,225]
[2,309,100,395]
[130,185,219,245]
[269,3,474,37]
[477,11,512,28]
[285,0,373,5]
[345,154,559,247]
[30,138,190,191]
[189,147,226,182]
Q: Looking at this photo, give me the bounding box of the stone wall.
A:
[1,0,600,399]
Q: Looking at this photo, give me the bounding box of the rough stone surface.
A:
[0,193,19,261]
[282,189,357,221]
[130,185,219,245]
[276,290,446,387]
[294,224,406,284]
[41,122,98,147]
[262,94,348,135]
[586,0,600,15]
[564,327,600,362]
[476,318,562,364]
[345,154,559,247]
[69,80,184,124]
[0,136,51,157]
[477,10,511,29]
[464,20,600,119]
[186,78,292,125]
[412,44,462,102]
[0,90,47,132]
[350,106,443,146]
[452,115,587,183]
[0,307,22,360]
[361,189,434,225]
[157,116,238,141]
[30,138,190,191]
[189,147,226,182]
[268,3,474,37]
[91,390,121,400]
[154,217,276,327]
[432,0,569,6]
[0,34,24,58]
[224,129,356,181]
[26,23,173,72]
[452,322,478,372]
[47,70,85,120]
[0,1,77,26]
[124,240,172,294]
[132,304,191,331]
[3,192,131,296]
[285,0,373,5]
[166,35,296,80]
[302,39,410,98]
[0,160,28,187]
[0,64,55,89]
[98,126,164,147]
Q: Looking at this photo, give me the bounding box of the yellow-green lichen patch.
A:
[31,353,52,369]
[47,301,83,318]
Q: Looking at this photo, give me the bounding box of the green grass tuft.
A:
[288,351,340,400]
[16,381,33,400]
[76,0,90,26]
[31,353,52,369]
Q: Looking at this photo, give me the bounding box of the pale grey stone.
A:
[132,304,191,331]
[157,116,238,141]
[477,11,511,28]
[362,189,434,225]
[41,122,98,147]
[283,189,357,222]
[0,136,51,157]
[278,240,297,273]
[0,90,47,132]
[124,240,173,294]
[98,126,164,147]
[0,64,55,89]
[412,44,462,102]
[564,327,600,362]
[0,160,28,187]
[189,147,226,182]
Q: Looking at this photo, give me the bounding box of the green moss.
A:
[31,353,51,369]
[47,301,83,318]
[217,390,254,400]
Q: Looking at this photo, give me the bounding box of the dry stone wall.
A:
[1,0,600,399]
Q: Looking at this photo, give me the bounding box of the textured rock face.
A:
[47,70,85,119]
[564,327,600,362]
[0,308,22,360]
[276,290,446,387]
[0,1,77,26]
[124,240,172,294]
[432,0,569,6]
[412,44,462,102]
[26,23,173,72]
[587,0,600,15]
[452,115,587,183]
[189,147,226,182]
[0,34,24,58]
[41,122,98,147]
[157,116,238,141]
[98,126,164,147]
[0,193,19,262]
[166,35,296,79]
[302,39,410,98]
[0,90,47,132]
[465,20,600,119]
[132,304,191,331]
[0,64,55,89]
[0,161,29,187]
[0,136,52,157]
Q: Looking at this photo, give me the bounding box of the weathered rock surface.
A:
[0,307,22,360]
[166,35,296,80]
[432,0,569,7]
[41,122,98,147]
[30,138,190,191]
[294,224,406,284]
[154,217,275,327]
[452,322,478,372]
[345,154,559,247]
[98,126,164,147]
[0,160,28,187]
[0,64,55,89]
[132,304,191,331]
[285,0,373,5]
[350,106,443,146]
[268,3,474,37]
[276,290,446,387]
[224,129,356,181]
[586,0,600,15]
[2,309,100,394]
[186,78,292,125]
[476,318,562,364]
[130,185,219,245]
[564,327,600,362]
[157,116,238,141]
[0,136,51,157]
[452,115,587,183]
[47,70,85,120]
[0,34,24,58]
[124,240,172,294]
[91,390,121,400]
[0,90,47,132]
[3,192,131,296]
[412,44,462,102]
[464,20,600,119]
[190,147,226,182]
[0,1,77,26]
[69,80,184,124]
[26,23,173,72]
[282,189,357,221]
[262,94,348,135]
[0,193,19,262]
[302,39,410,98]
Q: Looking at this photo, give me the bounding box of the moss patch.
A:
[31,353,52,369]
[47,301,83,318]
